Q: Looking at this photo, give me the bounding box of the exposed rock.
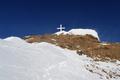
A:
[23,34,120,61]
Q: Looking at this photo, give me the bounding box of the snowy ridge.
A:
[0,37,119,80]
[4,36,26,44]
[55,28,100,40]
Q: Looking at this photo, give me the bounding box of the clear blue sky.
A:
[0,0,120,42]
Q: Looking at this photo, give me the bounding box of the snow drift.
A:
[0,37,119,80]
[55,29,99,40]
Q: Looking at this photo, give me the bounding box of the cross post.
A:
[57,24,65,32]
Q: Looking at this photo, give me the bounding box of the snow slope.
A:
[55,29,99,40]
[0,37,119,80]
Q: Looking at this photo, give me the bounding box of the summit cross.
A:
[57,24,65,32]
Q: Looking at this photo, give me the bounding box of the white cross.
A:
[57,24,65,32]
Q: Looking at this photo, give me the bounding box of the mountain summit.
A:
[24,28,120,61]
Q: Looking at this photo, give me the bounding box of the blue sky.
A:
[0,0,120,42]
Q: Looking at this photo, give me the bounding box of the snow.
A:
[55,30,68,35]
[4,36,26,44]
[68,29,99,40]
[100,43,110,46]
[55,29,100,40]
[0,37,119,80]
